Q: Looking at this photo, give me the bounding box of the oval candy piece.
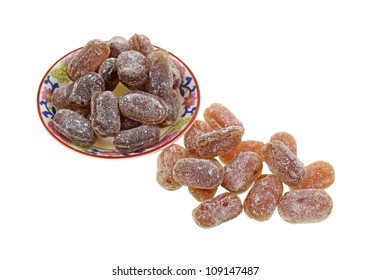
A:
[116,50,147,87]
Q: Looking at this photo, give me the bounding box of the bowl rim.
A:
[37,46,200,159]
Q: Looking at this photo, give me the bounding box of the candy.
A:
[51,82,74,109]
[278,189,333,224]
[128,33,154,56]
[156,144,187,191]
[145,49,173,96]
[67,39,110,81]
[158,89,180,127]
[119,92,168,125]
[270,131,297,155]
[188,187,218,202]
[219,140,265,165]
[192,193,243,228]
[107,36,129,58]
[204,103,244,131]
[90,91,120,137]
[120,116,142,130]
[52,109,97,147]
[290,161,335,190]
[244,175,283,221]
[262,140,306,186]
[184,120,213,157]
[196,126,244,158]
[170,59,182,89]
[222,152,263,194]
[116,51,147,87]
[173,158,224,189]
[113,125,160,153]
[98,58,119,91]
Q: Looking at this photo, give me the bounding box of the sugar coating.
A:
[52,109,97,147]
[52,82,74,109]
[196,126,244,158]
[116,51,147,87]
[244,174,284,221]
[158,90,180,127]
[270,131,297,155]
[107,36,129,58]
[170,59,182,89]
[156,144,187,191]
[68,72,105,110]
[173,158,224,189]
[120,115,142,130]
[204,103,244,132]
[222,152,263,194]
[278,189,333,224]
[98,58,119,91]
[192,192,243,228]
[67,39,110,81]
[262,140,306,186]
[188,186,218,202]
[119,92,168,125]
[145,49,173,96]
[128,33,154,56]
[290,161,335,190]
[113,125,160,153]
[184,120,213,157]
[219,140,265,165]
[90,91,120,137]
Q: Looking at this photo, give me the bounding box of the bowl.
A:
[37,47,200,158]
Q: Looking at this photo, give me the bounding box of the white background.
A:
[1,0,370,279]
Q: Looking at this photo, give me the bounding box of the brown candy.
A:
[173,158,224,189]
[113,125,160,153]
[270,131,297,155]
[184,120,213,157]
[145,49,173,96]
[204,103,244,131]
[98,58,119,91]
[158,89,180,127]
[68,72,105,111]
[52,109,97,147]
[219,140,265,164]
[116,51,147,87]
[156,144,187,191]
[128,33,154,56]
[278,189,333,224]
[51,82,74,109]
[290,161,335,190]
[67,39,110,81]
[196,126,244,158]
[170,59,182,89]
[262,140,306,186]
[120,115,142,130]
[90,91,120,137]
[244,175,284,221]
[222,152,263,194]
[119,92,168,125]
[192,193,243,228]
[107,36,129,58]
[188,187,218,202]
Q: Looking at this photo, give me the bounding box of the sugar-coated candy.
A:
[98,58,119,91]
[158,90,180,127]
[67,39,110,81]
[90,91,120,137]
[120,115,142,130]
[184,120,213,157]
[68,72,105,110]
[119,92,168,125]
[204,103,244,131]
[188,187,218,202]
[262,140,306,186]
[290,161,335,190]
[128,33,154,56]
[244,175,283,221]
[192,192,243,228]
[156,144,187,191]
[173,158,224,189]
[107,36,129,58]
[196,126,244,158]
[278,189,333,224]
[113,125,160,153]
[52,109,97,147]
[222,152,263,194]
[270,131,297,155]
[219,140,265,164]
[170,59,182,89]
[51,82,74,109]
[145,49,173,96]
[116,51,147,87]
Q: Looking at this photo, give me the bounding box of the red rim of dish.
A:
[37,47,200,159]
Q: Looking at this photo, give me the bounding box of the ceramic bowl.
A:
[37,47,200,158]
